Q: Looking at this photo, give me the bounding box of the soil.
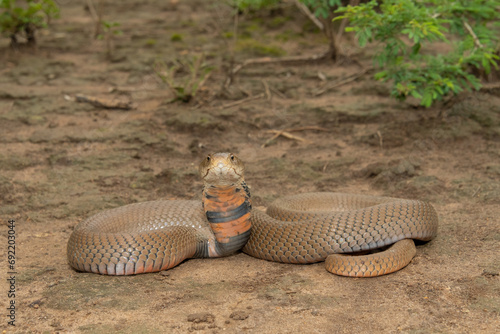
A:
[1,1,499,333]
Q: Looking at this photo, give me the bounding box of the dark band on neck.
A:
[205,200,251,223]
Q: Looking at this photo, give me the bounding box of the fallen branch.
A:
[269,86,287,99]
[262,130,308,147]
[313,67,372,96]
[224,50,331,88]
[220,93,265,109]
[280,126,328,133]
[262,126,328,147]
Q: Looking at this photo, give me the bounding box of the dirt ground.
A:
[1,1,499,333]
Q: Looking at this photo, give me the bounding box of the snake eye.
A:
[206,155,211,162]
[230,154,235,161]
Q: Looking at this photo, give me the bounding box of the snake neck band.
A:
[201,181,252,257]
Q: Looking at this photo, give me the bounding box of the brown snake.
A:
[67,152,438,277]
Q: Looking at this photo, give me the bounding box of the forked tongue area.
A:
[202,185,252,256]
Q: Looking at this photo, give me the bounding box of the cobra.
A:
[67,152,438,277]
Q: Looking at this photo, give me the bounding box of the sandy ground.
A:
[1,1,499,333]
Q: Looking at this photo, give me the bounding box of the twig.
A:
[261,126,328,147]
[85,0,98,22]
[471,185,481,198]
[224,51,331,88]
[262,131,282,147]
[85,0,102,38]
[313,67,372,96]
[463,20,483,49]
[269,86,287,99]
[376,130,383,149]
[261,80,271,100]
[220,93,265,109]
[280,126,328,132]
[294,0,324,31]
[262,130,309,147]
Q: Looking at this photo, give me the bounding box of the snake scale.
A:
[67,152,438,277]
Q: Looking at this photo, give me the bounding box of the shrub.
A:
[0,0,59,46]
[336,0,500,107]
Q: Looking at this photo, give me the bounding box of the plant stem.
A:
[294,0,324,31]
[462,19,483,49]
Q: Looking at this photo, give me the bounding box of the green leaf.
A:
[411,90,423,99]
[374,71,388,80]
[411,42,421,55]
[421,92,433,107]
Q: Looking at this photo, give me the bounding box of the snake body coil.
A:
[67,153,438,277]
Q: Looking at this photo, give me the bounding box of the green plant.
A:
[154,54,214,103]
[170,33,183,42]
[97,20,122,59]
[0,0,59,46]
[230,0,281,11]
[336,0,500,107]
[236,38,286,56]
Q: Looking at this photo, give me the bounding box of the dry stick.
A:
[313,67,372,96]
[280,126,328,133]
[261,80,271,100]
[262,132,282,147]
[269,86,287,99]
[262,130,309,148]
[261,126,328,148]
[471,185,482,198]
[85,0,101,38]
[220,93,265,109]
[85,0,98,22]
[376,130,383,149]
[234,52,330,74]
[228,51,331,85]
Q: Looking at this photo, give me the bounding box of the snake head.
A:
[199,152,245,186]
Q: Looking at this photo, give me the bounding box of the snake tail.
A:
[325,239,417,277]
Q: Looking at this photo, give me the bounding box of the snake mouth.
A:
[203,166,242,185]
[199,152,245,186]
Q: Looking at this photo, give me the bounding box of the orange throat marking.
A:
[202,185,252,244]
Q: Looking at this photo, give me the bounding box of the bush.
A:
[336,0,500,107]
[0,0,59,46]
